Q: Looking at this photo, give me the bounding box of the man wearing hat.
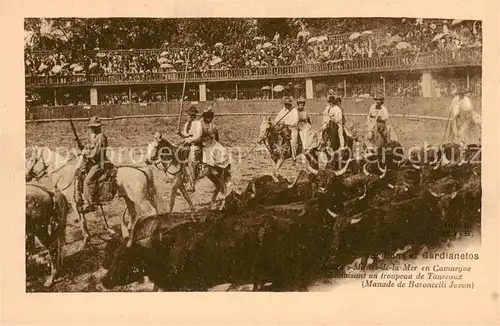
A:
[321,92,345,149]
[366,94,390,142]
[178,106,203,192]
[81,116,109,213]
[274,96,299,161]
[296,96,312,151]
[449,88,482,145]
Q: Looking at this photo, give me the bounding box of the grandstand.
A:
[25,18,482,120]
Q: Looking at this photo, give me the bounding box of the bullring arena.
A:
[25,18,482,292]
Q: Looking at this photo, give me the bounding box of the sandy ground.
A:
[25,114,456,292]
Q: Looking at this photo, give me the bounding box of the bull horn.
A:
[363,163,370,176]
[287,171,304,189]
[377,161,387,179]
[411,163,421,170]
[387,183,395,189]
[429,189,440,198]
[334,159,351,176]
[433,157,442,170]
[458,158,467,166]
[451,191,458,199]
[307,165,319,175]
[441,152,451,166]
[358,185,367,200]
[326,208,338,218]
[350,217,362,224]
[250,182,257,198]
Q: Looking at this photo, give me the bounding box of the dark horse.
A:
[259,117,305,180]
[146,132,231,218]
[304,120,355,173]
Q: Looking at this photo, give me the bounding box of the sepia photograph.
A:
[24,17,484,292]
[2,1,498,323]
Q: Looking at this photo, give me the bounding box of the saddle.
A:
[76,161,118,205]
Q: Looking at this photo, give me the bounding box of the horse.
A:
[26,183,69,287]
[258,117,306,179]
[145,132,231,218]
[25,146,158,247]
[303,119,356,173]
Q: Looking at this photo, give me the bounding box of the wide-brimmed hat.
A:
[185,106,198,115]
[283,97,293,105]
[373,94,385,100]
[297,96,306,104]
[88,116,102,127]
[201,107,214,118]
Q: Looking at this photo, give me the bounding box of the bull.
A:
[329,189,445,269]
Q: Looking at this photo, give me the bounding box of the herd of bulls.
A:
[101,141,481,291]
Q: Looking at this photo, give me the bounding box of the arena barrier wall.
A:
[26,97,481,122]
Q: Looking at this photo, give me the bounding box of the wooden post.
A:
[235,83,239,100]
[128,86,132,115]
[343,78,347,98]
[53,89,57,106]
[165,84,168,102]
[271,81,274,100]
[466,71,470,89]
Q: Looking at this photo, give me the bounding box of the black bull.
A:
[101,207,340,291]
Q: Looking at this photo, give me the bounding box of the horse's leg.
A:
[123,196,137,236]
[78,212,91,250]
[177,183,197,221]
[120,204,129,239]
[41,238,59,287]
[206,173,221,211]
[272,158,286,182]
[99,205,116,236]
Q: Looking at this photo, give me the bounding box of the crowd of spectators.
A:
[25,18,482,78]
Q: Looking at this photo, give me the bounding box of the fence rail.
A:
[26,48,482,87]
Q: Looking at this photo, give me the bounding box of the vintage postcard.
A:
[1,0,499,325]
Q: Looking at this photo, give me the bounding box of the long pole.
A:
[177,50,191,131]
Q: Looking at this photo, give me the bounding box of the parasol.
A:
[209,57,223,66]
[51,65,62,74]
[349,32,361,40]
[273,85,284,92]
[317,35,328,42]
[89,62,98,69]
[157,57,168,63]
[96,52,106,58]
[307,36,318,43]
[262,42,273,48]
[215,42,224,47]
[160,51,169,57]
[395,41,412,50]
[451,19,464,26]
[261,86,271,90]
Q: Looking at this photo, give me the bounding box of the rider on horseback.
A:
[321,91,345,149]
[178,106,203,193]
[448,87,482,145]
[201,107,230,171]
[274,97,299,161]
[296,96,312,152]
[366,94,390,143]
[80,116,109,213]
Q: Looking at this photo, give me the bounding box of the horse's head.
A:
[25,146,49,182]
[259,117,273,140]
[145,132,176,165]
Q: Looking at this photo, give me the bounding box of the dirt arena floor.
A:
[25,114,452,292]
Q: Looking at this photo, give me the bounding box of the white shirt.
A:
[183,119,203,144]
[322,104,343,127]
[367,104,389,121]
[274,107,299,127]
[450,95,473,118]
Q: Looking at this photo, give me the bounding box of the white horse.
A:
[25,146,158,248]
